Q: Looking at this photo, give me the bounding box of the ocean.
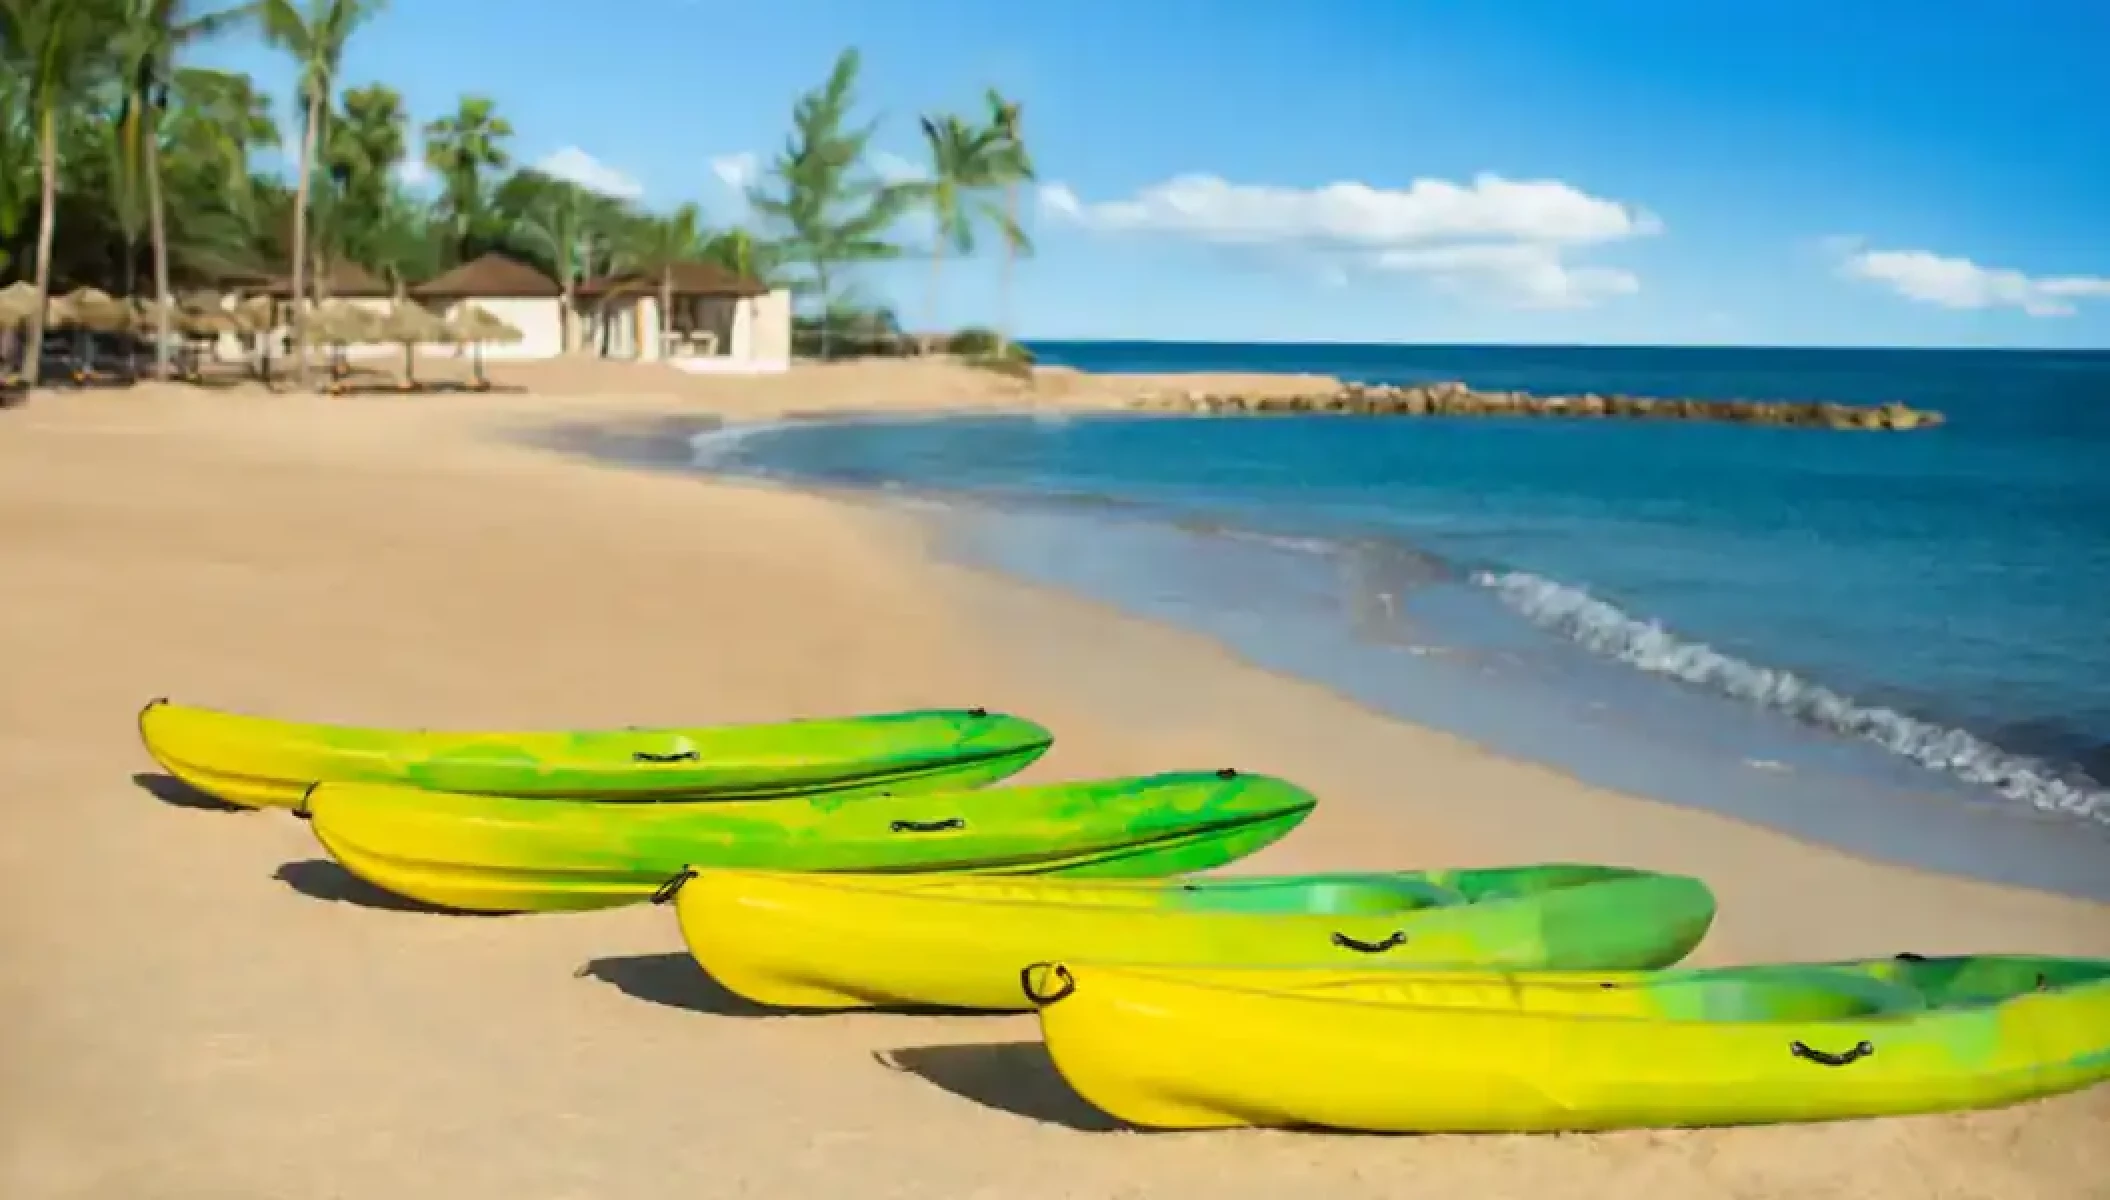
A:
[677,342,2110,899]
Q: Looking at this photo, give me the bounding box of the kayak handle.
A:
[1789,1039,1873,1067]
[1332,931,1409,954]
[890,817,966,833]
[650,867,697,904]
[633,749,699,764]
[1020,962,1077,1007]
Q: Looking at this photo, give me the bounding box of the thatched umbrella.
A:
[49,287,132,380]
[444,304,521,390]
[0,282,36,385]
[0,281,38,326]
[166,305,239,381]
[374,300,451,390]
[53,287,130,333]
[180,307,238,339]
[300,299,383,389]
[232,293,277,333]
[231,294,281,383]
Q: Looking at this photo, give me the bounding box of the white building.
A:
[410,253,566,360]
[576,262,792,374]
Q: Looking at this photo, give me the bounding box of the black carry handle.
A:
[889,817,966,833]
[1790,1039,1874,1067]
[633,749,700,764]
[650,867,698,904]
[1332,930,1409,954]
[1020,962,1077,1008]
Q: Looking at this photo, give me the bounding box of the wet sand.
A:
[1,361,2105,1199]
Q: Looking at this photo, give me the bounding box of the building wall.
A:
[749,288,792,367]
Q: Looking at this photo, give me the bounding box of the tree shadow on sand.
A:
[574,952,1012,1021]
[131,771,247,813]
[272,858,508,917]
[875,1041,1127,1132]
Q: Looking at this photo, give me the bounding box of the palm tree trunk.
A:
[289,87,323,389]
[998,181,1018,358]
[146,104,174,380]
[926,245,944,353]
[815,266,832,360]
[560,282,577,354]
[660,269,673,361]
[23,105,60,389]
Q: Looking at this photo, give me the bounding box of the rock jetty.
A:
[1128,380,1944,431]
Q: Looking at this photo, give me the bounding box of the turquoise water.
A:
[678,343,2110,897]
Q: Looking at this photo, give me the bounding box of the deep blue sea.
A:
[682,342,2110,898]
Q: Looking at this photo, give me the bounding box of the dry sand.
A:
[1,360,2105,1200]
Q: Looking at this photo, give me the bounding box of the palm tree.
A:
[907,111,1008,341]
[615,202,708,357]
[259,0,385,389]
[503,172,596,352]
[701,227,768,283]
[323,82,407,271]
[159,66,278,274]
[984,88,1034,356]
[422,95,512,261]
[114,0,255,378]
[2,0,119,388]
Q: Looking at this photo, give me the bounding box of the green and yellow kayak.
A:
[671,864,1716,1010]
[302,768,1317,913]
[1023,954,2110,1132]
[138,697,1053,809]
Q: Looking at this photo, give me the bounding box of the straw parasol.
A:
[374,300,451,390]
[300,298,384,390]
[180,307,239,339]
[128,296,187,337]
[299,298,383,346]
[52,286,132,333]
[0,281,39,326]
[444,304,521,390]
[233,293,277,334]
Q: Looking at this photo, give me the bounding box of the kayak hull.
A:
[138,698,1053,809]
[672,864,1716,1011]
[1026,956,2110,1132]
[302,769,1317,913]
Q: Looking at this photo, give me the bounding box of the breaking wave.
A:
[1473,569,2110,826]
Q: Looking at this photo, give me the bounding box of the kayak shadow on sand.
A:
[876,1042,1126,1133]
[575,952,1013,1021]
[272,858,511,918]
[131,771,248,813]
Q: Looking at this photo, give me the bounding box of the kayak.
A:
[302,768,1317,913]
[670,863,1715,1010]
[1022,954,2110,1132]
[137,697,1053,809]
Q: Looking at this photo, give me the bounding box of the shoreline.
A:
[3,368,2106,1198]
[559,408,2110,902]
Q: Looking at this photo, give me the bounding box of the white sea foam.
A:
[686,420,789,471]
[1473,569,2110,826]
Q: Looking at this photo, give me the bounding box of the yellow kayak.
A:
[1022,955,2110,1132]
[671,863,1715,1010]
[137,697,1052,809]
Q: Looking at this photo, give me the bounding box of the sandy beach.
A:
[3,360,2106,1200]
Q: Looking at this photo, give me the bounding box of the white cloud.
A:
[871,151,927,184]
[533,146,644,201]
[710,152,758,191]
[392,157,432,188]
[1834,241,2110,318]
[1039,172,1658,308]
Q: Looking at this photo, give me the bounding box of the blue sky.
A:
[198,0,2110,347]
